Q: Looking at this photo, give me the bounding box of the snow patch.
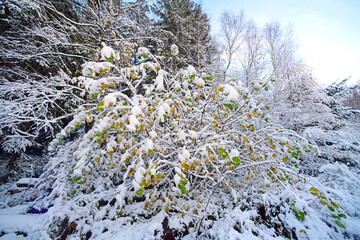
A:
[223,84,239,101]
[100,43,115,61]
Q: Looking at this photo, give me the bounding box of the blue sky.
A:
[196,0,360,86]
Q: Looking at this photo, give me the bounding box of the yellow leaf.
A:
[253,111,257,115]
[243,136,248,142]
[181,162,190,172]
[128,168,135,176]
[247,114,252,119]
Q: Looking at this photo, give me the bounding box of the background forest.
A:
[0,0,359,239]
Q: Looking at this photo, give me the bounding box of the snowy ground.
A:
[0,205,45,240]
[1,164,360,240]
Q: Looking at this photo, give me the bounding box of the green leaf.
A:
[139,53,148,59]
[178,179,188,194]
[136,188,144,196]
[176,88,181,92]
[331,202,339,209]
[328,206,335,212]
[224,104,234,111]
[338,214,347,219]
[320,200,328,206]
[335,220,345,229]
[97,101,105,111]
[203,75,213,81]
[71,176,82,182]
[293,209,305,221]
[217,148,229,159]
[265,106,270,110]
[70,189,76,196]
[105,55,114,62]
[217,148,224,155]
[190,74,195,81]
[231,156,240,167]
[95,130,105,137]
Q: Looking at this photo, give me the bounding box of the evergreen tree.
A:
[0,0,85,161]
[152,0,214,71]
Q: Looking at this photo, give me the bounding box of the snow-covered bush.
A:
[34,44,324,238]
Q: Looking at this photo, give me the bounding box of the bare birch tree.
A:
[219,11,246,77]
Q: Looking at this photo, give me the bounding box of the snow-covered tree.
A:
[29,41,320,238]
[0,0,156,162]
[152,0,215,71]
[269,63,334,132]
[300,79,360,170]
[0,0,85,160]
[237,20,266,87]
[218,11,247,78]
[262,21,296,81]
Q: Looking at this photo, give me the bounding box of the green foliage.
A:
[136,188,144,196]
[217,148,229,159]
[310,186,347,229]
[224,103,234,111]
[292,208,305,221]
[71,176,82,182]
[178,179,188,195]
[231,156,241,166]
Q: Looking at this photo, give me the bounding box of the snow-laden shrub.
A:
[35,44,317,238]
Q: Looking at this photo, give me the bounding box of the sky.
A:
[196,0,360,86]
